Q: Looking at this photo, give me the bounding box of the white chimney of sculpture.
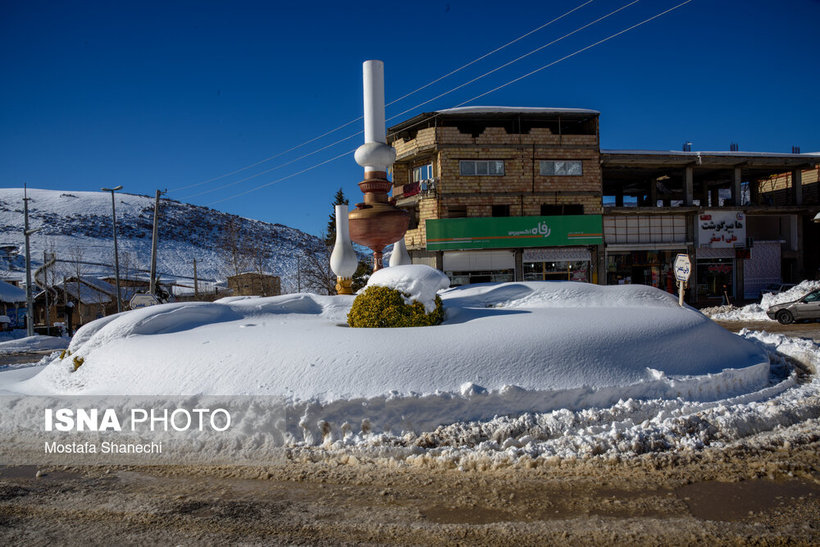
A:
[329,204,358,294]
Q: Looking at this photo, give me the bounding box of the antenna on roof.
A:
[682,142,692,152]
[792,145,801,154]
[730,143,739,152]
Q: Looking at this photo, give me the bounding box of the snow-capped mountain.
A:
[0,188,326,289]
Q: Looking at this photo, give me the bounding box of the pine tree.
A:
[325,188,349,247]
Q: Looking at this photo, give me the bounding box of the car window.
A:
[804,290,820,303]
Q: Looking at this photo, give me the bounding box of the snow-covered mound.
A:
[0,334,68,354]
[10,282,770,438]
[703,280,820,321]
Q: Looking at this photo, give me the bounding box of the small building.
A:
[0,279,27,328]
[35,277,117,328]
[227,272,281,297]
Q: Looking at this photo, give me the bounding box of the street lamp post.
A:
[101,186,123,313]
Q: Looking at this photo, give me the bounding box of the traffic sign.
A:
[673,254,691,282]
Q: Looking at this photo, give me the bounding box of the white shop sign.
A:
[697,211,746,248]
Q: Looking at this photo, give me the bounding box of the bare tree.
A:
[298,244,335,295]
[220,218,252,277]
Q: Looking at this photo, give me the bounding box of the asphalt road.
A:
[715,320,820,342]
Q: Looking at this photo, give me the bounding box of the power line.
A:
[171,0,599,194]
[207,148,355,206]
[386,0,598,107]
[180,1,627,200]
[203,1,695,205]
[383,0,641,124]
[455,0,693,107]
[182,130,363,200]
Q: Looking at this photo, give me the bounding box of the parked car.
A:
[766,288,820,324]
[759,283,797,299]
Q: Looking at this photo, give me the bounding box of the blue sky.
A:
[2,0,819,237]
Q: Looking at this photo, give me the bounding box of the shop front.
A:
[695,210,747,303]
[426,215,602,285]
[602,214,690,294]
[605,248,683,294]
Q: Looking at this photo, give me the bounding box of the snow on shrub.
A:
[347,264,449,328]
[347,285,444,328]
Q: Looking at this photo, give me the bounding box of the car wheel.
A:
[776,310,794,325]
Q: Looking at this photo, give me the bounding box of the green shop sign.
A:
[426,215,602,250]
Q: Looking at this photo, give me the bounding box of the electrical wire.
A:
[454,0,693,108]
[384,0,640,124]
[202,1,694,205]
[207,148,356,206]
[171,0,599,194]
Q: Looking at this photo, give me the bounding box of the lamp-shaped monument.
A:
[329,204,358,294]
[389,237,411,267]
[348,60,409,272]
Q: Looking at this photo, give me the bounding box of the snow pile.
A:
[2,282,773,442]
[0,335,69,355]
[703,280,820,321]
[365,264,449,312]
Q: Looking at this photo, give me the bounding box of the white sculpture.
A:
[329,204,358,294]
[389,237,411,267]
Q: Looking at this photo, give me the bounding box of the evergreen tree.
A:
[325,188,349,247]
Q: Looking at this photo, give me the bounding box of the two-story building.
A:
[390,107,604,285]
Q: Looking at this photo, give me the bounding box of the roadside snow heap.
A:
[703,280,820,321]
[7,278,774,442]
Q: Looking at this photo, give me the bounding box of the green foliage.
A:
[347,286,444,328]
[72,356,84,371]
[352,259,371,293]
[325,187,349,247]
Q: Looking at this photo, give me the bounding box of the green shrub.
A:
[72,356,84,371]
[347,286,444,328]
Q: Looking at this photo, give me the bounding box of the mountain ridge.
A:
[0,188,326,290]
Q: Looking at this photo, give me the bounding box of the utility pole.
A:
[296,256,301,293]
[101,186,123,313]
[193,258,199,299]
[149,189,164,296]
[43,250,50,330]
[23,185,39,337]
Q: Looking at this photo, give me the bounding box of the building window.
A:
[447,206,467,218]
[540,160,583,176]
[413,163,433,182]
[492,204,510,217]
[540,204,584,215]
[460,160,505,176]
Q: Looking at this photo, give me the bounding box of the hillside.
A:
[0,188,327,291]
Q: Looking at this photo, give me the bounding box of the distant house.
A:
[34,276,117,328]
[0,279,27,328]
[227,272,281,297]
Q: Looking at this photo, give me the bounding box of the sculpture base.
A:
[336,277,354,295]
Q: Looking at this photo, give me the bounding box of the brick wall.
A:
[391,120,603,250]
